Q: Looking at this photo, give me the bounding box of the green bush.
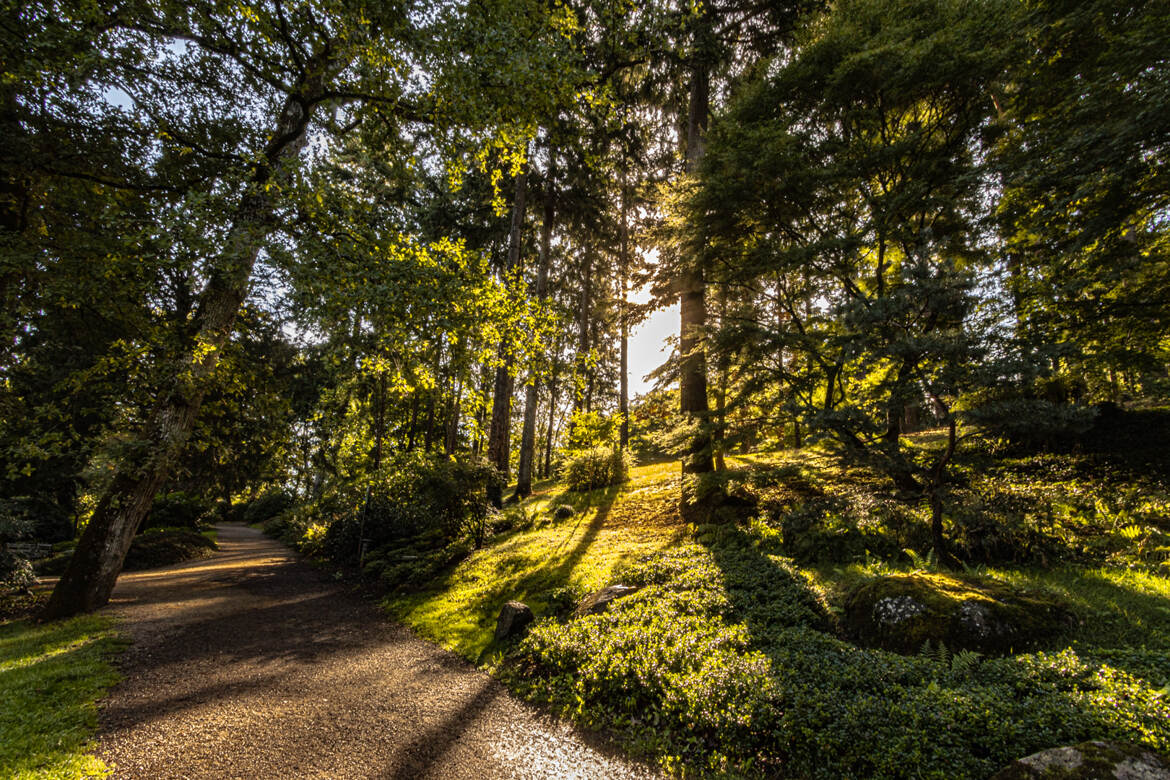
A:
[564,447,630,492]
[240,490,294,526]
[40,529,218,576]
[142,492,212,531]
[504,538,1170,778]
[123,529,217,570]
[0,549,36,592]
[316,453,501,564]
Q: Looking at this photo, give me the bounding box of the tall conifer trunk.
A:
[679,25,715,515]
[44,82,320,619]
[574,248,593,414]
[619,166,630,450]
[486,164,527,506]
[515,164,554,498]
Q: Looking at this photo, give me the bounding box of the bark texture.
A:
[679,40,714,513]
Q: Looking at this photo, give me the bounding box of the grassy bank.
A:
[0,615,125,778]
[377,449,1170,778]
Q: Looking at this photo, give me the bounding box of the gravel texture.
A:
[97,523,658,779]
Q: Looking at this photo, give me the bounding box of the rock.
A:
[574,584,639,617]
[843,572,1072,655]
[553,504,575,520]
[989,740,1170,780]
[494,600,534,640]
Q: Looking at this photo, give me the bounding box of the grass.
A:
[386,460,688,661]
[0,615,125,779]
[375,447,1170,777]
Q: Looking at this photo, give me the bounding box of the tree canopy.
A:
[0,0,1165,614]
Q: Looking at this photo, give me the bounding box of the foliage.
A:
[993,0,1170,384]
[279,453,502,566]
[39,528,218,577]
[0,615,124,778]
[507,538,1169,778]
[142,492,212,532]
[371,455,1170,776]
[564,447,631,492]
[0,551,36,594]
[239,490,295,527]
[122,529,217,571]
[565,410,620,453]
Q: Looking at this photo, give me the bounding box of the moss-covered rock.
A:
[989,740,1170,779]
[844,572,1072,655]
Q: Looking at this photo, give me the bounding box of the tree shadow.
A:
[694,522,834,650]
[380,676,501,778]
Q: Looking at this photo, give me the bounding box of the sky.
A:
[627,292,677,399]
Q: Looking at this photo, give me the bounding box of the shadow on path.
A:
[96,523,658,779]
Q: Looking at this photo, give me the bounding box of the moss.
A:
[989,740,1170,779]
[844,573,1072,655]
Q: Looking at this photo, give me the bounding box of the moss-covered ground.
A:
[380,446,1170,778]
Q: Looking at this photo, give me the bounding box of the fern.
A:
[950,649,982,678]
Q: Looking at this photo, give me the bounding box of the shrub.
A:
[565,410,620,452]
[240,490,294,526]
[122,529,217,570]
[142,492,212,531]
[319,453,501,564]
[0,549,37,593]
[564,447,630,492]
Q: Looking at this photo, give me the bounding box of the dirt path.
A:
[97,524,657,779]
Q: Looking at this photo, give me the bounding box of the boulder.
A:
[494,600,534,640]
[574,584,639,617]
[843,572,1072,655]
[989,740,1170,780]
[553,504,575,520]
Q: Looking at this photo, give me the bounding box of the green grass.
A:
[0,616,125,779]
[378,451,1170,777]
[386,460,688,661]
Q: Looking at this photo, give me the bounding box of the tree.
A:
[993,0,1170,396]
[691,0,1010,558]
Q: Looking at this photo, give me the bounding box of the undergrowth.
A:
[284,442,1170,777]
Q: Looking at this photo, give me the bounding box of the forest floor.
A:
[91,523,658,779]
[373,450,1170,777]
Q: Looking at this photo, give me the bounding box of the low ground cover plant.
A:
[504,536,1169,777]
[367,443,1170,778]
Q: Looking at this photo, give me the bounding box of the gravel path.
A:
[97,523,658,779]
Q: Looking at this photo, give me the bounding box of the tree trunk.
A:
[574,249,593,415]
[926,398,959,568]
[515,165,554,499]
[679,33,714,516]
[486,163,527,506]
[445,377,463,455]
[619,166,630,451]
[372,371,386,470]
[406,393,420,451]
[543,373,558,478]
[43,85,318,619]
[713,290,729,471]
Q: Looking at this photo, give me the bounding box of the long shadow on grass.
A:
[695,524,833,649]
[478,490,618,654]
